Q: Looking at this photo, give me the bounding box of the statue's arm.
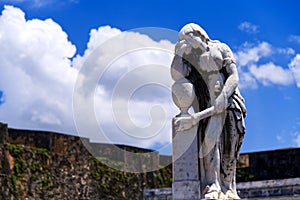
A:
[215,44,239,113]
[171,41,192,81]
[171,55,188,81]
[221,62,239,100]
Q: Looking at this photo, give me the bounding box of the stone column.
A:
[172,122,200,200]
[171,78,201,200]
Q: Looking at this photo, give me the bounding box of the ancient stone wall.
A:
[5,125,160,170]
[0,122,172,199]
[237,148,300,182]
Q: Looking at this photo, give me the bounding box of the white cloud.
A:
[238,21,259,34]
[0,6,177,151]
[72,26,177,148]
[249,63,294,86]
[0,5,77,132]
[235,42,272,67]
[235,42,272,89]
[277,47,295,55]
[289,54,300,87]
[234,42,300,89]
[289,35,300,44]
[238,72,258,89]
[72,26,122,70]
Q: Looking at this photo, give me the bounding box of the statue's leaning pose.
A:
[171,23,246,199]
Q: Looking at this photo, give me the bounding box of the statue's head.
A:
[177,23,210,53]
[179,23,210,42]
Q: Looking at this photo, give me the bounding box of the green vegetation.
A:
[4,144,53,198]
[10,174,17,195]
[36,147,50,159]
[5,145,27,197]
[6,144,24,156]
[155,166,172,188]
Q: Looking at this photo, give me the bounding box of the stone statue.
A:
[171,23,246,199]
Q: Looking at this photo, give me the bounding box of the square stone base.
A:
[172,181,201,200]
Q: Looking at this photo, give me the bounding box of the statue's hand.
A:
[215,92,227,113]
[174,114,196,132]
[175,41,191,57]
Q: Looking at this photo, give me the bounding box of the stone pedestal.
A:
[143,178,300,199]
[172,120,200,200]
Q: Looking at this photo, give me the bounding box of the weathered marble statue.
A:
[171,23,246,199]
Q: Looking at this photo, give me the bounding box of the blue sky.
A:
[0,0,300,155]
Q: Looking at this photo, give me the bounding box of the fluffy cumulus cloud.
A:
[0,6,177,150]
[234,41,300,89]
[235,42,271,88]
[0,5,77,132]
[249,63,294,86]
[72,25,176,148]
[235,42,272,67]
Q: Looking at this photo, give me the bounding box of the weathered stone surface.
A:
[173,181,201,200]
[144,188,173,200]
[143,178,300,199]
[238,178,300,198]
[173,125,199,181]
[172,121,201,199]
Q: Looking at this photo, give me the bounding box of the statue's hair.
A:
[178,23,210,42]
